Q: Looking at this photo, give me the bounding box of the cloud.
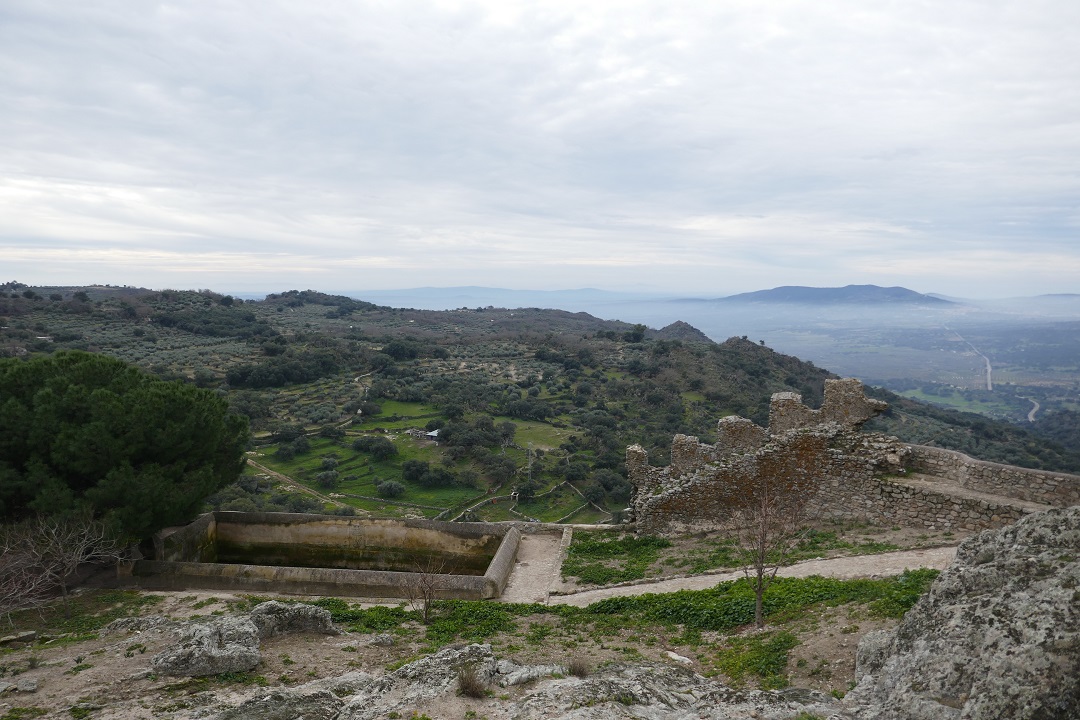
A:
[1,0,1078,297]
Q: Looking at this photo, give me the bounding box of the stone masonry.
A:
[628,378,1080,534]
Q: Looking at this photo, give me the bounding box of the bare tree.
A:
[725,437,825,628]
[14,511,128,618]
[0,526,53,627]
[404,557,447,624]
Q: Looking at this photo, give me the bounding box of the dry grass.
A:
[457,665,488,698]
[566,657,590,678]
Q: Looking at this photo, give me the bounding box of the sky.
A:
[1,1,1078,299]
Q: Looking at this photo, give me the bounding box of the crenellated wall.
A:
[629,378,1080,534]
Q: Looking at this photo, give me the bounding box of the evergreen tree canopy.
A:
[0,351,249,539]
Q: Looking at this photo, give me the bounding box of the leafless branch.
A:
[404,556,447,624]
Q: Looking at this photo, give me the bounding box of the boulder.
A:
[248,601,339,640]
[151,616,261,677]
[216,688,343,720]
[845,505,1080,720]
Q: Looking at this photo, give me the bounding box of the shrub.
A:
[375,480,405,498]
[566,658,590,678]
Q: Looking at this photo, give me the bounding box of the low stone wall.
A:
[907,445,1080,507]
[131,513,520,600]
[810,473,1031,531]
[156,512,218,563]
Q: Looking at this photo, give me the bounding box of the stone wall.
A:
[629,378,1080,534]
[809,470,1030,532]
[907,445,1080,507]
[132,513,521,600]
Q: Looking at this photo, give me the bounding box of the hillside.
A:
[1,283,1076,525]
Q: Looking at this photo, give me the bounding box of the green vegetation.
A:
[562,533,673,584]
[1,589,162,642]
[2,282,1076,532]
[287,569,938,652]
[0,351,249,538]
[562,528,901,584]
[715,631,799,687]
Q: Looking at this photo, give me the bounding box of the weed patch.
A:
[714,631,798,686]
[562,534,672,585]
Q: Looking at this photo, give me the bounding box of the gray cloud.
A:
[1,0,1078,296]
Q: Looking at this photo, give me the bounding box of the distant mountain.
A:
[714,285,955,305]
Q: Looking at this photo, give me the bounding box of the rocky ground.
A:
[1,511,1074,719]
[0,547,954,719]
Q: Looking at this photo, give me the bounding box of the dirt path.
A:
[544,545,958,607]
[246,457,350,510]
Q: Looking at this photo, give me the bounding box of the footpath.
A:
[499,538,957,607]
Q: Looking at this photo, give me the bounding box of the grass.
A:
[561,533,672,585]
[3,590,163,642]
[714,631,799,687]
[493,417,568,449]
[517,485,588,523]
[457,665,488,698]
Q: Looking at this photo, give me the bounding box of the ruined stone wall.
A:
[907,445,1080,507]
[769,378,888,434]
[809,468,1029,532]
[629,378,1080,535]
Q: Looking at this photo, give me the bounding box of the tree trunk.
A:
[754,565,765,628]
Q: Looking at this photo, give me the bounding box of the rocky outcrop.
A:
[845,505,1080,719]
[510,663,838,720]
[213,644,839,720]
[217,688,344,720]
[248,600,339,639]
[152,601,340,678]
[151,616,261,677]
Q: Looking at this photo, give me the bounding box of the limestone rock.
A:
[101,615,174,636]
[151,616,261,677]
[15,678,38,693]
[307,671,378,698]
[496,659,566,686]
[845,505,1080,720]
[367,633,394,647]
[509,662,837,720]
[248,601,339,640]
[336,644,500,719]
[216,688,342,720]
[0,630,37,647]
[853,628,893,678]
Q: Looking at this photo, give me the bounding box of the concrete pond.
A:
[127,511,521,600]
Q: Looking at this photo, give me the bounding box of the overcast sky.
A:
[2,1,1078,298]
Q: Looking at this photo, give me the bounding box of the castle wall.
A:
[808,469,1030,532]
[629,378,1080,535]
[906,445,1080,507]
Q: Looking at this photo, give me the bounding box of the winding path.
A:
[1026,397,1040,422]
[502,543,959,607]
